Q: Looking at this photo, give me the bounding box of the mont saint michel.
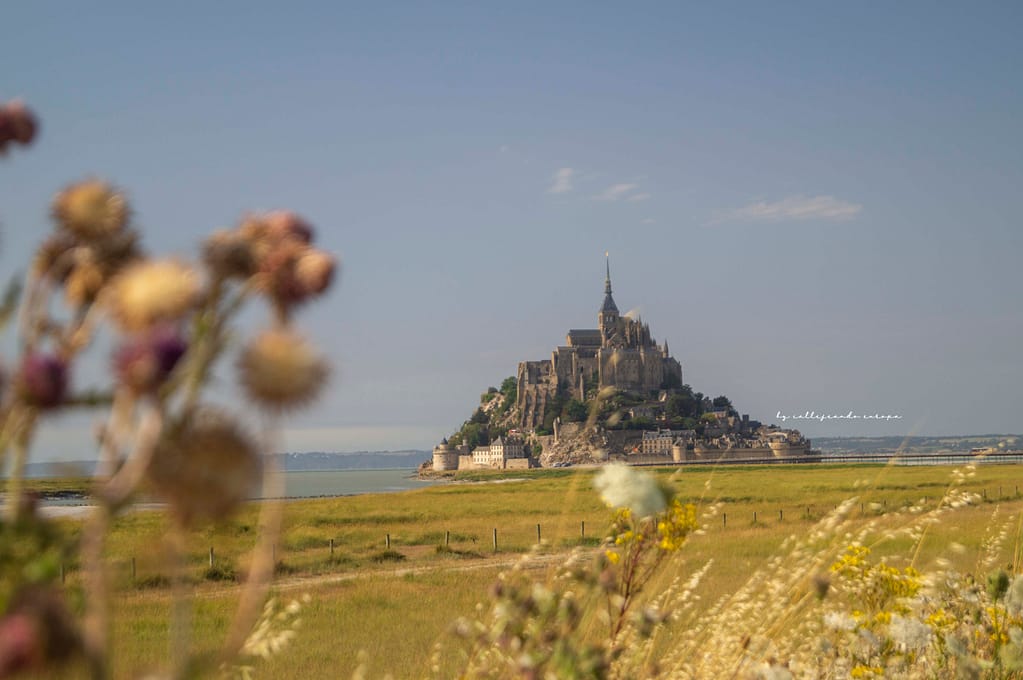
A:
[432,259,813,472]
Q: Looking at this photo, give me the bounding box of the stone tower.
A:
[598,253,619,344]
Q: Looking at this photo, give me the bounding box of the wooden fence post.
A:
[445,530,450,546]
[493,528,498,552]
[329,538,334,557]
[209,547,214,568]
[723,513,727,528]
[386,534,391,549]
[536,523,541,543]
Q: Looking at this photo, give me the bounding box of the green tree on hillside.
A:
[562,399,587,423]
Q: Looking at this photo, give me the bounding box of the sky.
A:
[2,2,1022,460]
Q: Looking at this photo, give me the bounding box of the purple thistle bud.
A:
[114,326,187,393]
[5,101,38,145]
[16,353,68,410]
[0,613,42,676]
[150,326,188,376]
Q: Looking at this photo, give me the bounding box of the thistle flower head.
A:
[0,100,38,152]
[32,234,78,282]
[147,408,261,525]
[5,101,38,145]
[52,179,129,240]
[593,464,666,518]
[294,250,337,297]
[237,328,328,411]
[0,100,38,154]
[0,587,79,676]
[113,325,188,393]
[15,353,68,410]
[106,259,203,332]
[203,229,255,281]
[264,210,314,244]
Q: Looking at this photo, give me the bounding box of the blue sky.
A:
[3,2,1022,459]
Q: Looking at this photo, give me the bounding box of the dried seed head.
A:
[0,587,79,676]
[294,250,337,298]
[264,211,314,244]
[16,353,68,410]
[89,228,141,272]
[4,101,38,145]
[32,234,78,282]
[237,328,328,410]
[256,240,307,306]
[147,408,261,525]
[113,326,187,393]
[52,179,129,240]
[0,612,40,675]
[106,259,202,332]
[203,229,255,280]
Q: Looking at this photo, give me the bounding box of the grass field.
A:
[29,462,1023,678]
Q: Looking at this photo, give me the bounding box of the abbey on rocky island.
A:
[516,257,683,429]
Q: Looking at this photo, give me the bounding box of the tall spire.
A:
[599,251,619,317]
[604,251,612,295]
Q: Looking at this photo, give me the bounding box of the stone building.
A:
[517,258,683,429]
[470,436,527,469]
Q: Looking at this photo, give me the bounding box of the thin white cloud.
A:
[593,183,640,201]
[642,218,656,224]
[712,195,862,224]
[548,167,575,194]
[627,192,651,202]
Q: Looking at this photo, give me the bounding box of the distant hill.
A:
[814,434,1021,455]
[19,450,431,478]
[280,450,430,471]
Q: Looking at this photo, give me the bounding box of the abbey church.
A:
[516,259,683,429]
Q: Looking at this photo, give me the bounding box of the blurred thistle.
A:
[15,352,68,410]
[0,586,79,677]
[235,211,336,318]
[237,328,328,411]
[1,98,336,679]
[51,179,129,241]
[0,99,38,153]
[146,408,262,527]
[105,259,202,332]
[31,234,78,282]
[113,325,188,394]
[203,229,256,281]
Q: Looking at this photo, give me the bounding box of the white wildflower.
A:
[751,662,793,680]
[887,614,932,651]
[593,463,666,517]
[823,611,858,632]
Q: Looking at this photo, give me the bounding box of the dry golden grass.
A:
[39,463,1023,677]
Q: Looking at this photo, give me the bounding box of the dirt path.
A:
[198,548,579,598]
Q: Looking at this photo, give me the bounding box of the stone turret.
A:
[432,438,459,471]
